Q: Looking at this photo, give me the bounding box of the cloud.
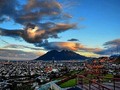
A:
[95,49,111,55]
[0,0,77,44]
[62,0,80,9]
[0,18,6,23]
[34,51,46,56]
[0,0,18,22]
[35,40,101,57]
[0,49,37,60]
[42,42,83,51]
[62,13,73,18]
[0,28,23,37]
[0,23,76,43]
[68,38,79,41]
[15,0,62,24]
[0,16,11,23]
[0,37,9,44]
[82,48,102,53]
[96,39,120,55]
[38,41,102,53]
[104,39,120,47]
[2,44,43,51]
[76,51,100,57]
[24,0,62,11]
[15,0,76,24]
[0,0,62,24]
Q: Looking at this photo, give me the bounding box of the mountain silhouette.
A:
[110,54,120,58]
[115,55,120,64]
[110,54,120,64]
[35,50,88,60]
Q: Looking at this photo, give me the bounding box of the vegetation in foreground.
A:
[59,70,114,88]
[60,78,77,88]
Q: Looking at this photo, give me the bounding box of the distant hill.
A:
[115,55,120,64]
[110,54,120,64]
[35,50,88,60]
[110,54,120,58]
[116,56,120,64]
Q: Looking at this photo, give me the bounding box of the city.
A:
[0,0,120,90]
[0,55,119,90]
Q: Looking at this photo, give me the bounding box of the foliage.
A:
[60,79,77,88]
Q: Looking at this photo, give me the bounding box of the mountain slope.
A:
[35,50,88,60]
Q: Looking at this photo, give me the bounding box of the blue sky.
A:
[0,0,120,59]
[57,0,120,47]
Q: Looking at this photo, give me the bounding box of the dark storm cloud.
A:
[0,28,23,36]
[68,38,79,41]
[0,18,6,23]
[23,23,76,43]
[0,0,18,19]
[24,0,62,11]
[95,49,112,55]
[95,39,120,55]
[0,23,76,43]
[0,0,62,24]
[104,39,120,46]
[0,0,77,44]
[15,0,62,24]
